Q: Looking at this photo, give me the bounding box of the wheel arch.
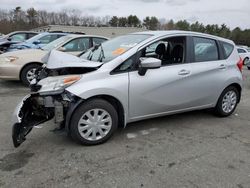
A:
[221,83,242,103]
[65,94,126,133]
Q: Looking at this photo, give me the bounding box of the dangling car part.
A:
[12,75,83,147]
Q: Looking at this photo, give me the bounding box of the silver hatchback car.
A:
[12,31,243,147]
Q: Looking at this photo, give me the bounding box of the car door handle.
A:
[178,69,191,76]
[219,64,226,70]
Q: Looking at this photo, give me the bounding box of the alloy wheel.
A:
[222,90,237,113]
[26,68,37,83]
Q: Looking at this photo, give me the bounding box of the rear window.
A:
[221,42,234,58]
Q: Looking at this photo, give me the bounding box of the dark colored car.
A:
[0,31,38,53]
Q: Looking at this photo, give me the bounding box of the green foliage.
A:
[143,16,159,30]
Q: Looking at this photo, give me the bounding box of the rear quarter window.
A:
[221,42,234,59]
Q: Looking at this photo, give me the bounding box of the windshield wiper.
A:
[98,44,105,62]
[87,44,99,60]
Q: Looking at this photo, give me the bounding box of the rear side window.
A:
[221,42,234,58]
[193,37,219,62]
[63,37,90,52]
[28,33,37,39]
[237,48,246,53]
[93,37,107,46]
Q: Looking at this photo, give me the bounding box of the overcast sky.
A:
[0,0,249,29]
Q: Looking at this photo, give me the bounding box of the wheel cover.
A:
[77,109,112,141]
[222,90,237,113]
[26,68,37,83]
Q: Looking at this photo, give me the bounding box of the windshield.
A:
[42,36,72,51]
[81,34,151,63]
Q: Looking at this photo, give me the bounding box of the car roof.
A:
[8,31,38,35]
[131,30,234,44]
[65,34,109,39]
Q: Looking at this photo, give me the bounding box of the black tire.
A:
[247,66,250,70]
[214,86,239,117]
[243,58,249,65]
[20,63,41,86]
[70,99,118,145]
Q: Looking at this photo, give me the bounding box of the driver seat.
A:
[155,43,166,60]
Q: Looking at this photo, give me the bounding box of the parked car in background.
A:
[7,32,68,52]
[237,47,250,66]
[0,31,38,53]
[0,35,108,85]
[11,31,243,147]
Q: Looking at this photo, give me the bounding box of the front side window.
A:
[139,36,186,66]
[63,38,90,52]
[81,34,151,63]
[39,35,51,44]
[193,37,219,62]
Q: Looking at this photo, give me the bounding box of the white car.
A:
[237,47,250,66]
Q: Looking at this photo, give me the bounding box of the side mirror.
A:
[138,57,161,76]
[58,47,66,52]
[33,40,41,45]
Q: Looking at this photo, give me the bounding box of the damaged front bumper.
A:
[12,91,76,148]
[12,95,54,147]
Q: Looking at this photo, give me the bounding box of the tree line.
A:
[0,7,249,46]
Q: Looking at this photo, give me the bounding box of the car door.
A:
[129,36,197,120]
[182,36,227,108]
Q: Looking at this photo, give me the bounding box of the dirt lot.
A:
[0,68,250,188]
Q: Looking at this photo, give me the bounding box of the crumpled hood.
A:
[42,50,103,69]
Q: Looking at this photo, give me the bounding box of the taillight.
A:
[237,58,243,72]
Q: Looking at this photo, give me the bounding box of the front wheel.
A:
[214,86,239,117]
[20,64,41,86]
[70,99,118,145]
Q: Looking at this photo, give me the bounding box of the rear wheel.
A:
[70,99,118,145]
[20,64,41,86]
[243,57,250,65]
[214,86,239,117]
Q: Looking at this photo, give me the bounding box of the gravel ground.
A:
[0,68,249,188]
